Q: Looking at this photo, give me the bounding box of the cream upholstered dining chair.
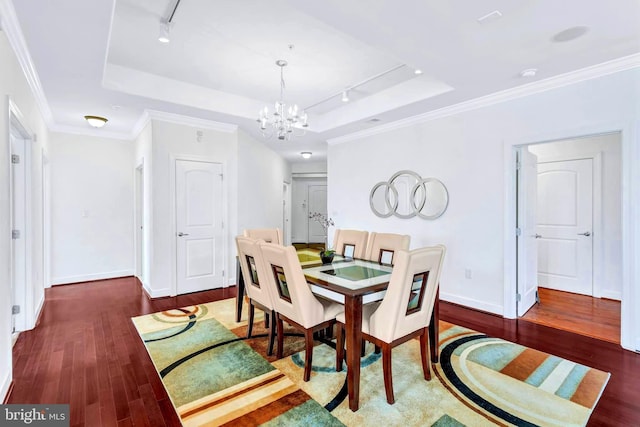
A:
[235,236,277,355]
[336,245,446,404]
[365,232,411,265]
[258,242,343,382]
[243,228,283,245]
[332,229,369,259]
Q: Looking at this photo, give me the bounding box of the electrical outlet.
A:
[465,269,472,279]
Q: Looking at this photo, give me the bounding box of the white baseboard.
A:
[440,291,504,316]
[227,276,237,287]
[51,269,135,285]
[1,370,11,403]
[143,284,172,299]
[30,294,45,329]
[600,290,622,301]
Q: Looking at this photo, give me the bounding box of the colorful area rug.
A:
[132,299,609,426]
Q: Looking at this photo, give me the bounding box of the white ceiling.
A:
[7,0,640,162]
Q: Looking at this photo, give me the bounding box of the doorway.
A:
[135,163,146,286]
[515,133,622,342]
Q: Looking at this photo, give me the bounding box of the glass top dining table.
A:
[234,254,440,412]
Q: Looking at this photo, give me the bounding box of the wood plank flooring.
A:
[7,277,640,426]
[520,287,621,344]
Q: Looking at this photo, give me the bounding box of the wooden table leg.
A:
[235,257,245,323]
[344,294,363,412]
[429,287,440,363]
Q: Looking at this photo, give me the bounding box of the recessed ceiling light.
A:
[341,91,350,102]
[414,69,423,75]
[520,68,537,78]
[301,152,312,159]
[477,10,502,24]
[552,26,589,43]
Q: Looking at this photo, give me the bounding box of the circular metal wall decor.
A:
[370,170,449,220]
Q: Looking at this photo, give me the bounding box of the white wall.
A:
[148,119,238,297]
[328,68,639,351]
[0,30,50,399]
[237,130,291,234]
[291,160,327,174]
[49,133,134,284]
[529,133,622,300]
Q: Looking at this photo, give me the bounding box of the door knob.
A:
[577,231,591,237]
[534,234,542,239]
[177,232,190,237]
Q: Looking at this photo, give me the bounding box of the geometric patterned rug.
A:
[132,299,609,426]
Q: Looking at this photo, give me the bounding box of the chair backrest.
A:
[365,232,411,265]
[368,245,446,343]
[257,242,325,328]
[235,236,273,309]
[243,228,283,245]
[332,229,369,259]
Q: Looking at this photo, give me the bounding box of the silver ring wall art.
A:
[369,170,449,220]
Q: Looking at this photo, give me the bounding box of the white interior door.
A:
[537,158,593,295]
[10,134,27,332]
[517,149,539,316]
[308,184,327,243]
[176,160,224,294]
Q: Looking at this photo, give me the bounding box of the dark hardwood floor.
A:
[7,277,640,426]
[520,287,621,344]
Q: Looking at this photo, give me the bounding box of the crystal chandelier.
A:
[258,60,308,140]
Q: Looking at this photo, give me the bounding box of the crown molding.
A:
[328,53,640,145]
[146,109,238,133]
[0,0,54,125]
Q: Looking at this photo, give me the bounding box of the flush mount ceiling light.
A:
[258,59,309,141]
[84,115,108,128]
[301,152,312,159]
[158,0,182,43]
[414,69,423,75]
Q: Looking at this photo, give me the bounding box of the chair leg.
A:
[420,328,431,381]
[361,338,366,357]
[374,345,381,354]
[264,311,270,329]
[246,302,255,339]
[276,315,285,359]
[266,311,276,356]
[335,324,344,372]
[382,344,395,404]
[303,329,315,382]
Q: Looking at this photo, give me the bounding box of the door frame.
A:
[169,154,228,296]
[535,152,603,298]
[8,98,35,332]
[503,122,638,352]
[282,181,291,245]
[134,160,145,286]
